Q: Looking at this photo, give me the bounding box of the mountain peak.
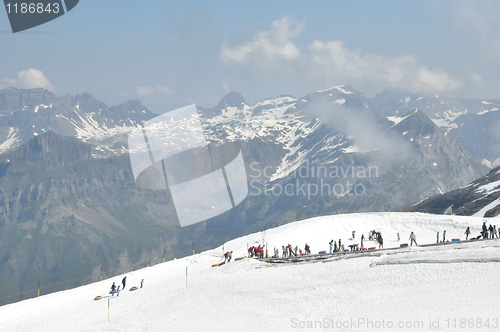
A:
[217,91,247,109]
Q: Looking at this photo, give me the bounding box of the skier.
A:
[122,276,126,290]
[140,279,144,288]
[464,227,471,240]
[110,282,117,296]
[436,231,440,243]
[409,232,417,246]
[443,230,446,242]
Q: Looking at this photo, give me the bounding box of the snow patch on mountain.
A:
[0,127,20,154]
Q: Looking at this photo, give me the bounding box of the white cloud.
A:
[4,68,55,91]
[221,17,463,95]
[221,16,304,63]
[137,85,173,97]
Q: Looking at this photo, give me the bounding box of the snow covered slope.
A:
[1,212,499,332]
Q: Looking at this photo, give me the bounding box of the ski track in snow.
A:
[1,212,500,331]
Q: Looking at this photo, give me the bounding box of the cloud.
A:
[137,85,173,97]
[4,68,55,91]
[221,17,463,95]
[221,16,304,63]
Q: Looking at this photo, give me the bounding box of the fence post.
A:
[37,281,40,297]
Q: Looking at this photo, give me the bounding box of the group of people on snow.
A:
[480,222,498,239]
[242,222,498,261]
[248,245,265,258]
[110,276,144,296]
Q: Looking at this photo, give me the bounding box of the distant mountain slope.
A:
[372,88,500,165]
[397,166,500,217]
[0,87,156,157]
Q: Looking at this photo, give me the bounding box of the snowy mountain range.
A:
[0,85,495,306]
[0,87,155,157]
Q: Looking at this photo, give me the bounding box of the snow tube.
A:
[361,248,367,251]
[235,257,246,261]
[344,249,349,252]
[338,249,344,253]
[451,239,460,242]
[218,262,225,266]
[400,244,408,247]
[211,263,219,267]
[94,296,103,301]
[129,287,138,291]
[318,251,327,254]
[368,247,376,250]
[300,253,306,256]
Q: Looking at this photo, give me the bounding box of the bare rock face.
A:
[398,166,500,218]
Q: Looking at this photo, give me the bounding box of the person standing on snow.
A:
[334,240,338,252]
[464,227,471,240]
[361,234,365,249]
[122,276,126,290]
[397,232,400,242]
[488,225,494,239]
[140,279,144,288]
[409,232,417,246]
[436,231,440,243]
[482,222,488,239]
[305,243,310,255]
[329,240,334,253]
[493,225,498,239]
[110,282,117,296]
[378,234,384,249]
[352,230,355,239]
[443,230,446,242]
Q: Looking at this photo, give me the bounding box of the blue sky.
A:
[1,0,500,113]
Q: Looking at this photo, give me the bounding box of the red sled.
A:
[129,286,139,291]
[318,251,327,254]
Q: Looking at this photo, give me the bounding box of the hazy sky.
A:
[1,0,500,114]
